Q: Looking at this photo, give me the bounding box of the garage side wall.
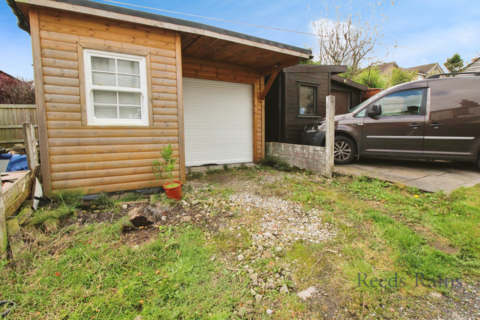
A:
[31,8,182,195]
[284,72,329,144]
[182,56,264,163]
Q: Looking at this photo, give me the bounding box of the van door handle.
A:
[409,123,421,128]
[430,123,443,127]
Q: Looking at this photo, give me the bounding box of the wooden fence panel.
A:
[0,105,38,148]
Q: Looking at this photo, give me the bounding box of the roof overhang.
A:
[284,65,348,74]
[331,75,368,91]
[464,57,480,70]
[12,0,312,71]
[6,0,30,33]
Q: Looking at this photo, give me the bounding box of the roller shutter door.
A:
[183,78,253,166]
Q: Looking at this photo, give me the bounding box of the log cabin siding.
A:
[37,8,180,194]
[32,8,265,194]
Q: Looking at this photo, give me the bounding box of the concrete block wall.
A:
[266,142,329,176]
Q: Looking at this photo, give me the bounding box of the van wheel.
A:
[334,136,356,164]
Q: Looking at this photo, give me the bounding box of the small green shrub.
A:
[353,66,387,89]
[390,68,416,87]
[152,144,179,187]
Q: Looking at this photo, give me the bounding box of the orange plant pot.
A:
[163,181,182,200]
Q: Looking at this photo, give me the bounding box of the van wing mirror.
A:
[367,104,382,117]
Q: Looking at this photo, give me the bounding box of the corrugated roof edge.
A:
[13,0,312,56]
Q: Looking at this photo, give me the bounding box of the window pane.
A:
[92,72,116,86]
[94,105,117,119]
[118,60,140,74]
[299,86,316,115]
[91,56,115,72]
[355,109,366,118]
[118,92,141,105]
[119,106,142,119]
[378,89,423,116]
[93,90,117,104]
[118,75,140,88]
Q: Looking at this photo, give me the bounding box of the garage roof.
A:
[10,0,312,71]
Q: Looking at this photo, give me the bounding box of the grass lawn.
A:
[1,165,479,319]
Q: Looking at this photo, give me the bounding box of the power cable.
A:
[96,0,475,55]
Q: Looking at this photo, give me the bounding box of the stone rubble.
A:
[297,286,318,300]
[150,176,338,314]
[230,193,336,245]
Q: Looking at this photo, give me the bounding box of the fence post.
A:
[0,175,7,256]
[325,95,335,178]
[23,121,39,170]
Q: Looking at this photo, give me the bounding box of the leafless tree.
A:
[311,0,394,78]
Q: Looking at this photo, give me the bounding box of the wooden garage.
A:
[7,0,311,195]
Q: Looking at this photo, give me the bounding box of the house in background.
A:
[0,70,15,79]
[375,62,400,78]
[264,65,367,144]
[405,63,444,80]
[375,61,445,81]
[7,0,311,195]
[463,57,480,73]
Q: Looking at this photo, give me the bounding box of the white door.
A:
[183,78,253,166]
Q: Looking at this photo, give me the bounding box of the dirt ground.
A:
[27,168,479,319]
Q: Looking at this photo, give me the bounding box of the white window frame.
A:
[83,49,149,126]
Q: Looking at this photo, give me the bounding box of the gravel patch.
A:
[230,193,336,246]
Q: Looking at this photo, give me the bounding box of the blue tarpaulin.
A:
[0,153,29,172]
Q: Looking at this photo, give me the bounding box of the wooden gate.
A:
[0,105,37,148]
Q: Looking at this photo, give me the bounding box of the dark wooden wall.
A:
[283,72,329,144]
[265,70,365,145]
[265,73,283,143]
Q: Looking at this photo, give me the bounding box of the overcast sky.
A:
[1,0,479,79]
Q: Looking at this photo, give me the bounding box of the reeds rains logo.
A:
[357,272,463,288]
[357,247,463,288]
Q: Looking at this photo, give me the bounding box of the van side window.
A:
[355,109,366,117]
[376,89,424,116]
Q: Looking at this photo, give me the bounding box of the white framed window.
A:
[83,49,149,126]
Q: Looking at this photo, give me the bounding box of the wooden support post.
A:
[258,70,278,101]
[0,175,7,256]
[175,33,186,184]
[325,95,335,178]
[30,9,52,196]
[23,121,39,170]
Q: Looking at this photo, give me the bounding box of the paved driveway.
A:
[334,159,480,194]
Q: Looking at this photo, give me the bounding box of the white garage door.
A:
[183,78,253,167]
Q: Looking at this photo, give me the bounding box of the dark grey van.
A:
[301,74,480,166]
